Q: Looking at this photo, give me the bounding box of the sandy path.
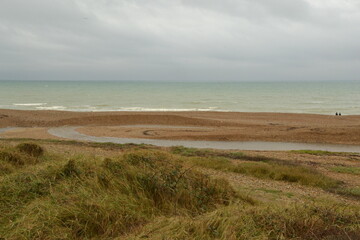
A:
[0,127,60,140]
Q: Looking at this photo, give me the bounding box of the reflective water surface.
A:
[47,127,360,153]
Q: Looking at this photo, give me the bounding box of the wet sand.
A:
[1,109,360,145]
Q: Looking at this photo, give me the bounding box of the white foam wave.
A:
[114,107,224,112]
[36,106,67,110]
[10,104,225,112]
[13,103,46,106]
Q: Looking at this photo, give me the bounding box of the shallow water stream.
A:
[1,126,359,153]
[46,127,360,153]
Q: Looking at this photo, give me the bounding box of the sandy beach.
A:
[1,109,360,145]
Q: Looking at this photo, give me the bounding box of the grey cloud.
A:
[180,0,311,22]
[0,0,360,81]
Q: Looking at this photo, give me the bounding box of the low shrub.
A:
[0,161,14,176]
[16,143,44,157]
[0,150,24,165]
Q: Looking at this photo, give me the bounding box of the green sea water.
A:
[0,81,359,115]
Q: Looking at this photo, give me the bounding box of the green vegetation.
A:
[0,144,235,239]
[190,157,340,190]
[291,150,358,156]
[0,146,39,168]
[16,142,44,157]
[172,146,281,163]
[255,188,294,198]
[129,203,360,240]
[171,146,245,159]
[1,138,150,151]
[337,187,360,198]
[0,141,359,239]
[331,166,360,175]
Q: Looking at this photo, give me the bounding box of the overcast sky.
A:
[1,0,360,81]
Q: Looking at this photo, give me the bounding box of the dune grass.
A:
[331,166,360,175]
[0,137,150,151]
[0,141,359,239]
[129,202,360,240]
[171,146,245,159]
[336,187,360,198]
[291,150,359,156]
[190,157,340,190]
[16,142,44,157]
[0,144,235,239]
[171,146,281,163]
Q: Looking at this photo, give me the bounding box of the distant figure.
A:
[339,113,342,116]
[336,112,338,116]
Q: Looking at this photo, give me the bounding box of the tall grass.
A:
[171,146,245,159]
[0,147,236,239]
[331,166,360,175]
[129,202,360,240]
[291,150,359,156]
[190,157,341,190]
[336,187,360,198]
[0,143,43,174]
[0,142,359,239]
[172,146,288,163]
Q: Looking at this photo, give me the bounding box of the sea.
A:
[0,81,359,115]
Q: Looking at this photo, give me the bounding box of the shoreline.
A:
[1,109,360,145]
[1,108,359,115]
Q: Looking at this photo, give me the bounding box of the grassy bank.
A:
[189,156,340,190]
[172,147,340,191]
[0,141,359,239]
